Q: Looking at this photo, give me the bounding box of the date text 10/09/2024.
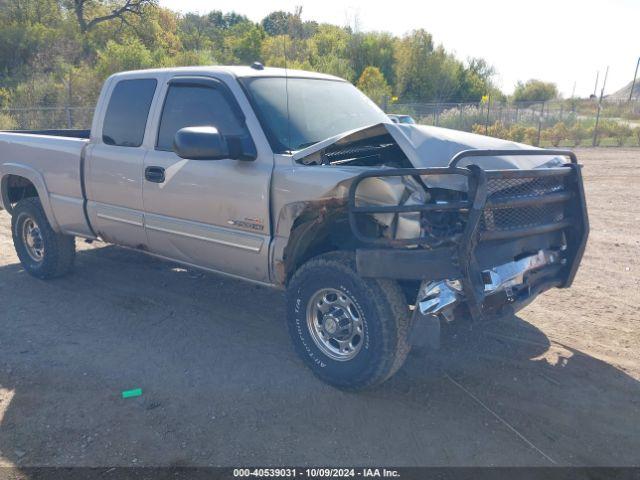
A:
[233,468,401,478]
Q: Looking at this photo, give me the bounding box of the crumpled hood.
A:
[292,122,566,191]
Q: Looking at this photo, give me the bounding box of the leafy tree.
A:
[348,31,396,85]
[512,79,558,103]
[261,11,291,36]
[128,6,182,56]
[261,34,312,70]
[223,22,265,64]
[205,10,250,30]
[423,46,462,102]
[95,38,153,78]
[308,25,354,80]
[457,57,496,102]
[395,31,466,102]
[394,29,435,101]
[356,66,392,107]
[0,3,508,124]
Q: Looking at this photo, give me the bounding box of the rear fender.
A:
[0,162,60,231]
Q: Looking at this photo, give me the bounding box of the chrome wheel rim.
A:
[22,217,44,262]
[306,288,364,361]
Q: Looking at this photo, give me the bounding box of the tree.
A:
[308,24,354,80]
[457,57,496,102]
[357,66,392,107]
[223,22,265,65]
[69,0,158,33]
[95,38,153,78]
[261,34,312,70]
[512,79,558,103]
[261,11,291,36]
[348,31,396,85]
[394,31,465,102]
[394,29,435,101]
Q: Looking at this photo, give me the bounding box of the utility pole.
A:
[629,56,640,102]
[593,66,609,147]
[593,71,599,98]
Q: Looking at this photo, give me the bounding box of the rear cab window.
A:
[102,79,157,147]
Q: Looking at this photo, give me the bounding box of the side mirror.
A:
[173,126,256,161]
[173,126,229,160]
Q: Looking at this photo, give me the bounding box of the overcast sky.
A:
[160,0,639,97]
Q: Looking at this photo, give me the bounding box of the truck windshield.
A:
[241,77,389,153]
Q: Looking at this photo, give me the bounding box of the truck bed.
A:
[4,129,91,139]
[0,130,93,237]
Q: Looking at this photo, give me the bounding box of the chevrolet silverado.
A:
[0,65,588,389]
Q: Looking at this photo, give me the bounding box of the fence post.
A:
[592,103,601,147]
[484,96,491,135]
[65,106,72,129]
[536,102,544,147]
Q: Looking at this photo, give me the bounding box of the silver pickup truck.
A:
[0,65,588,389]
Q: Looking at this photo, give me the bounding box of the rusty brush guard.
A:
[348,149,589,321]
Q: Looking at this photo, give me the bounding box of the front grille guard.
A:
[348,149,589,320]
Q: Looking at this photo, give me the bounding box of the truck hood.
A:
[292,122,566,191]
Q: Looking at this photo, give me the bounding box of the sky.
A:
[160,0,639,98]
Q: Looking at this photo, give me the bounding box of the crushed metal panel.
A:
[293,122,568,191]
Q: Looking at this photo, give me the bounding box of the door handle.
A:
[145,166,165,183]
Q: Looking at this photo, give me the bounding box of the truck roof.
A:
[108,65,346,82]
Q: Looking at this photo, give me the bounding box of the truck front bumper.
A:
[349,149,589,323]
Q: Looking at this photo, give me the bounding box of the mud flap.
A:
[409,312,441,350]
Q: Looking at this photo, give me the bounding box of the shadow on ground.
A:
[0,245,638,467]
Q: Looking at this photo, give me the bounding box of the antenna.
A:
[283,29,291,152]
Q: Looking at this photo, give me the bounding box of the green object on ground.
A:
[121,388,142,399]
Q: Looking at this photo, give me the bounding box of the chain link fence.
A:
[0,106,95,130]
[388,99,640,147]
[2,100,640,148]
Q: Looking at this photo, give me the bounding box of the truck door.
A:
[85,77,158,248]
[141,76,272,282]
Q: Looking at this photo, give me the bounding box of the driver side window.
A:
[156,83,248,152]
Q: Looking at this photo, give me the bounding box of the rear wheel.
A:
[286,251,411,390]
[11,197,76,279]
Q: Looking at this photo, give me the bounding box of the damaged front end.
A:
[348,149,589,346]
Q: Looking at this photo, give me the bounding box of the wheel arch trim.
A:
[0,163,61,231]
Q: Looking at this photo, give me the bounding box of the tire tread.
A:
[287,251,411,390]
[11,197,76,279]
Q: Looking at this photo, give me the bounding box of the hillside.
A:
[610,78,640,100]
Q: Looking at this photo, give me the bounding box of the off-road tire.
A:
[286,251,411,390]
[11,197,76,279]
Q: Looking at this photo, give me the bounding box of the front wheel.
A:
[286,252,411,390]
[11,197,76,279]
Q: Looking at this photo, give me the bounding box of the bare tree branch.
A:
[72,0,156,33]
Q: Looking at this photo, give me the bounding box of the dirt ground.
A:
[0,148,638,467]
